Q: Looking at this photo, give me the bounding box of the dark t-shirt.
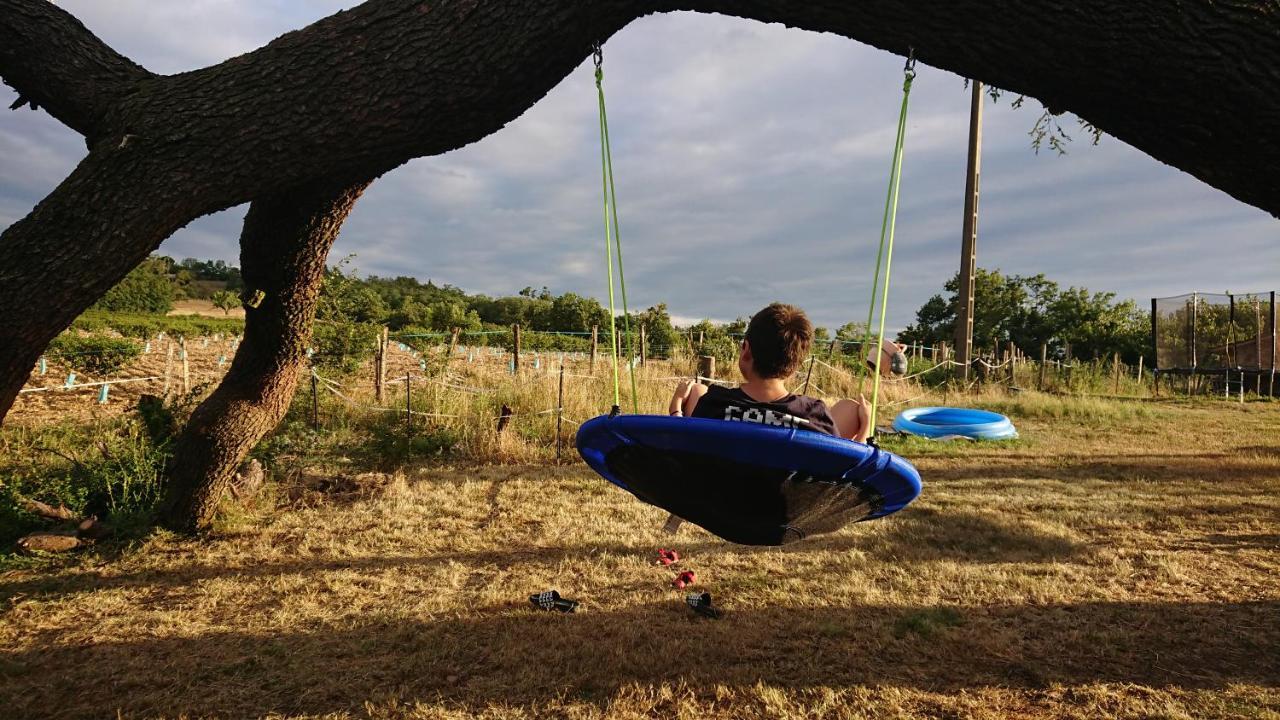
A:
[690,384,838,436]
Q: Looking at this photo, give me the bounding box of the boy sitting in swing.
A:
[669,303,875,443]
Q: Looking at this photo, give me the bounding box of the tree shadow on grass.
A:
[1,598,1275,719]
[0,504,1088,605]
[928,454,1280,485]
[813,507,1087,563]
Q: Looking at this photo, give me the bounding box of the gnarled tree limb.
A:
[0,0,151,140]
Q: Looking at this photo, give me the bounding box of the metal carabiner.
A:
[903,47,917,80]
[593,42,604,70]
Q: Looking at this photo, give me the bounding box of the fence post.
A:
[375,326,387,404]
[405,373,412,442]
[1006,341,1016,386]
[698,355,716,380]
[1038,343,1047,391]
[447,326,460,367]
[590,325,598,374]
[1111,352,1121,394]
[639,324,647,367]
[310,370,319,430]
[163,342,174,396]
[180,337,189,394]
[556,363,565,461]
[512,324,521,375]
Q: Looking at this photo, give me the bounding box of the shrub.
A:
[0,417,169,547]
[92,258,174,314]
[311,321,380,375]
[48,335,141,375]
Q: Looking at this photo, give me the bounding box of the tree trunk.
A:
[2,0,1279,424]
[158,180,369,533]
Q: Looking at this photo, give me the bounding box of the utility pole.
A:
[954,80,983,381]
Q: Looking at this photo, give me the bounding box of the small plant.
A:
[893,607,964,639]
[47,334,142,375]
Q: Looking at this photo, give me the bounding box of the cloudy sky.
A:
[2,1,1276,331]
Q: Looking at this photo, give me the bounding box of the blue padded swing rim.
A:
[576,414,922,519]
[892,406,1018,440]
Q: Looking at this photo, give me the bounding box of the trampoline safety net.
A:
[1153,292,1276,371]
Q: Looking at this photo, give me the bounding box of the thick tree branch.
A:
[0,0,151,139]
[100,0,1278,218]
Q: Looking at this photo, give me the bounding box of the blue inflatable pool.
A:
[576,414,922,545]
[892,406,1017,440]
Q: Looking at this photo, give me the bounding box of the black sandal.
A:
[685,591,721,619]
[529,590,579,613]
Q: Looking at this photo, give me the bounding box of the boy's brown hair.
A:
[744,303,813,378]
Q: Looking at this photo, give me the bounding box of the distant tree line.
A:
[87,257,1153,366]
[898,268,1149,362]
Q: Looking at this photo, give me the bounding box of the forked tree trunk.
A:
[159,180,369,532]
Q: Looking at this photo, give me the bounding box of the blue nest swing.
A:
[574,46,923,545]
[576,415,922,545]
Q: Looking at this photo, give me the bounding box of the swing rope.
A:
[594,44,639,414]
[857,51,916,438]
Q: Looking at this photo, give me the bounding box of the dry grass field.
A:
[1,344,1278,719]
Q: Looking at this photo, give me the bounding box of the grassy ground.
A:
[1,384,1278,718]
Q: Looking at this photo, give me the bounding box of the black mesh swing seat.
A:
[576,415,922,546]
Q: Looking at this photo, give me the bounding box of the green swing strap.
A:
[594,44,639,414]
[858,52,916,437]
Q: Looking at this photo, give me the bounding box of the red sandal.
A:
[673,570,697,589]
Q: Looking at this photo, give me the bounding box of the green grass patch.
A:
[892,607,965,639]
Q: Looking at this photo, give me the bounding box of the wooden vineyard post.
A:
[310,370,319,430]
[512,324,521,375]
[556,363,565,461]
[1064,342,1072,389]
[590,325,598,374]
[1137,355,1144,384]
[405,373,412,443]
[180,337,190,394]
[163,341,174,397]
[1113,352,1121,394]
[639,324,647,367]
[697,355,716,380]
[446,326,460,372]
[1038,343,1047,391]
[375,326,387,404]
[1007,341,1016,386]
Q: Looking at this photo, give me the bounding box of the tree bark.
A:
[2,0,1279,423]
[158,180,369,533]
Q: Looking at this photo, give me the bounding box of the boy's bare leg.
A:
[830,397,871,442]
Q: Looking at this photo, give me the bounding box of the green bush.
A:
[48,335,142,375]
[92,258,174,314]
[0,418,169,547]
[312,321,380,375]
